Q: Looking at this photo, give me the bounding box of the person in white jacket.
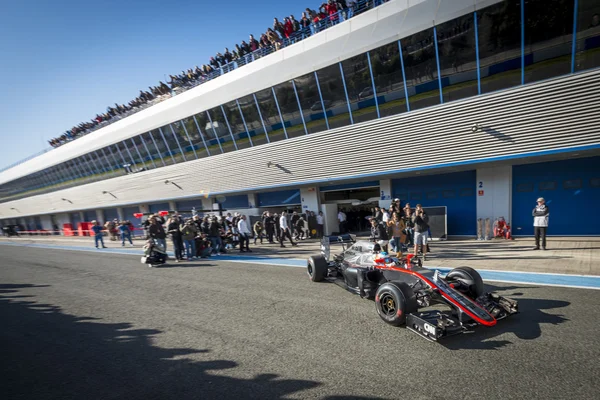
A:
[532,197,550,250]
[237,215,252,253]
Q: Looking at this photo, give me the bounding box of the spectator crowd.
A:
[47,0,386,149]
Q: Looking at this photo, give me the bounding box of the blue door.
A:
[392,170,477,236]
[512,157,600,236]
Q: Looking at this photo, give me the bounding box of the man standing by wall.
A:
[533,197,549,250]
[317,211,324,238]
[338,208,347,233]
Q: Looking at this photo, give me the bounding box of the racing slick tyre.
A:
[308,255,328,282]
[375,282,418,327]
[446,267,484,299]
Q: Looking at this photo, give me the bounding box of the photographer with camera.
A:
[411,204,429,260]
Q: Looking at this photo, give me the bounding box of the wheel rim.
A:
[307,263,313,277]
[380,293,396,317]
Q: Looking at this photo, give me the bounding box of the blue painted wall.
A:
[149,203,170,214]
[217,194,249,209]
[512,157,600,236]
[257,189,301,207]
[103,208,119,223]
[392,170,476,236]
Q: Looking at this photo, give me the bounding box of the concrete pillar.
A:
[300,187,320,215]
[476,166,512,224]
[40,215,53,231]
[139,204,150,214]
[117,207,125,221]
[379,179,392,209]
[95,209,104,223]
[244,193,260,217]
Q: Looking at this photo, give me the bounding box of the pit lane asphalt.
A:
[1,246,599,400]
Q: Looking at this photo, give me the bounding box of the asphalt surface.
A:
[1,246,599,400]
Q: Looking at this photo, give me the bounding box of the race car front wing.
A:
[406,293,518,341]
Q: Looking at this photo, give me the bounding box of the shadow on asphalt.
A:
[0,283,385,400]
[440,284,570,351]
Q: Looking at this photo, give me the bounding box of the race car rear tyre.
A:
[446,267,484,299]
[375,282,418,327]
[308,255,328,282]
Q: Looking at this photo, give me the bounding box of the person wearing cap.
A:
[402,204,414,246]
[532,197,550,250]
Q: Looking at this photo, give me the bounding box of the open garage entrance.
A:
[320,181,380,232]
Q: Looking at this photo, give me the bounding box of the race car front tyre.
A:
[375,282,418,327]
[308,255,328,282]
[446,267,484,299]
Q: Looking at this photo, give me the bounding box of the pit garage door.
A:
[512,156,600,236]
[392,170,476,236]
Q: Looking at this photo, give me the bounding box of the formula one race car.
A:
[307,235,518,341]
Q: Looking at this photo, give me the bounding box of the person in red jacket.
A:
[284,17,294,38]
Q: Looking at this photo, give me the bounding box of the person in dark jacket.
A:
[148,216,167,251]
[290,212,300,239]
[263,212,276,243]
[208,217,222,255]
[369,218,389,252]
[373,206,383,223]
[167,215,184,262]
[412,204,429,259]
[532,197,550,250]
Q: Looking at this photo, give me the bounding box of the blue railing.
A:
[1,0,384,174]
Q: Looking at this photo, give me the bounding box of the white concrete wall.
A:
[379,179,392,209]
[301,187,320,214]
[476,166,512,224]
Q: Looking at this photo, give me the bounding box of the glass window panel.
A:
[98,148,121,179]
[437,13,479,102]
[194,112,222,155]
[159,126,185,163]
[370,43,408,118]
[169,121,196,161]
[273,81,304,138]
[316,63,352,129]
[477,1,522,93]
[141,132,167,166]
[539,181,557,191]
[123,139,144,172]
[524,0,574,83]
[151,129,176,166]
[130,136,154,171]
[237,95,268,146]
[179,118,209,159]
[222,101,252,150]
[255,88,286,143]
[401,28,440,111]
[207,107,237,153]
[341,53,377,123]
[575,0,600,71]
[293,73,326,135]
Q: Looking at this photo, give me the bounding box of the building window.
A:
[274,80,304,138]
[524,0,574,83]
[369,42,408,117]
[590,178,600,188]
[563,179,582,189]
[459,188,474,197]
[575,0,600,71]
[517,183,534,192]
[426,191,438,199]
[400,27,440,111]
[293,73,324,135]
[437,13,478,102]
[539,181,557,191]
[442,190,456,198]
[340,53,377,124]
[316,63,353,129]
[477,1,522,93]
